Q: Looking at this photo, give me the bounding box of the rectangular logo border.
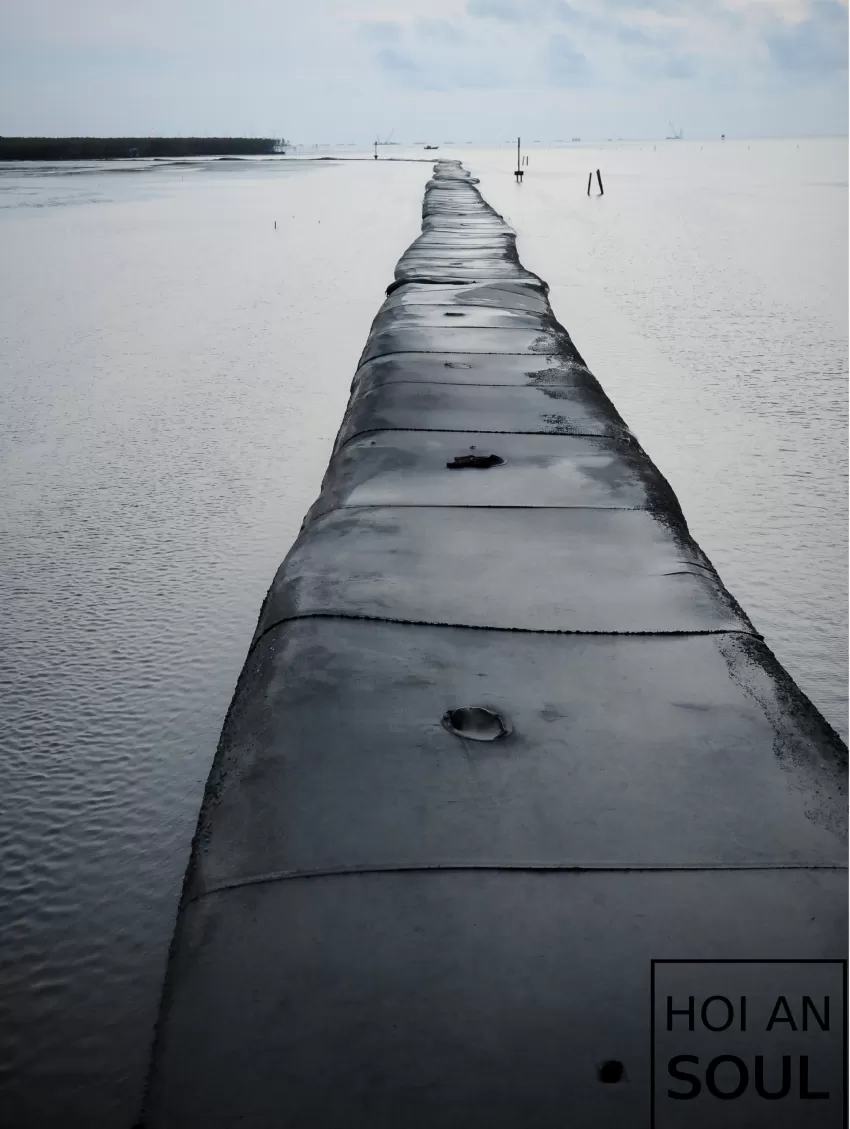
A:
[650,958,848,1129]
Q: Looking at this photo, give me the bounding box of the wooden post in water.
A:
[587,172,592,196]
[596,168,604,195]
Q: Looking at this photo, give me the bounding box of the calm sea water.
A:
[0,141,846,1126]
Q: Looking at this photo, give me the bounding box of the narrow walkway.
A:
[142,160,847,1129]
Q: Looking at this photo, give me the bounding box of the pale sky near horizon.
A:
[1,0,847,142]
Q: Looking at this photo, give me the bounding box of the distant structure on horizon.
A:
[666,122,684,140]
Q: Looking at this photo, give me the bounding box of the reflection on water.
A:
[0,141,846,1126]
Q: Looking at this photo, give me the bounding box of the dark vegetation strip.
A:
[0,137,280,161]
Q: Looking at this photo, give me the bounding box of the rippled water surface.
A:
[0,141,846,1127]
[0,156,427,1127]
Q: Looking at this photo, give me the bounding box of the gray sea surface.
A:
[0,141,846,1127]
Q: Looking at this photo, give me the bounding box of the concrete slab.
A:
[255,506,753,636]
[353,352,590,389]
[393,269,544,285]
[359,325,574,364]
[184,620,843,896]
[410,240,519,253]
[336,382,630,444]
[368,305,553,333]
[382,283,550,314]
[307,431,680,518]
[419,223,507,234]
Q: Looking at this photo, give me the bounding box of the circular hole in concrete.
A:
[442,707,511,741]
[598,1061,626,1084]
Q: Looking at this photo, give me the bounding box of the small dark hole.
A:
[598,1060,626,1084]
[444,311,465,317]
[447,454,504,470]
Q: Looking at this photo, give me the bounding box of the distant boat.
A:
[666,122,684,140]
[424,145,439,150]
[571,137,581,142]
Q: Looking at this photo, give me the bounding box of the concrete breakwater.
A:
[144,161,846,1127]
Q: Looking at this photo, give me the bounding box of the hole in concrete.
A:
[447,454,504,470]
[598,1061,626,1084]
[442,707,511,741]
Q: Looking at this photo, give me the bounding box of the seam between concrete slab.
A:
[351,378,591,390]
[331,427,630,455]
[313,503,649,513]
[248,614,761,659]
[337,425,633,445]
[192,861,850,904]
[358,347,573,366]
[377,303,545,313]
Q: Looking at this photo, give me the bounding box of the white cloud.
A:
[0,0,845,138]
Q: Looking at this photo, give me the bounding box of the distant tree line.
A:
[0,137,281,160]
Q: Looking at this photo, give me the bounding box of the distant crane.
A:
[666,122,684,140]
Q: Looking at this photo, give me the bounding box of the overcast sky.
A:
[1,0,846,141]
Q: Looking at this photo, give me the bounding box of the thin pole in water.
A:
[596,168,604,195]
[587,172,592,196]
